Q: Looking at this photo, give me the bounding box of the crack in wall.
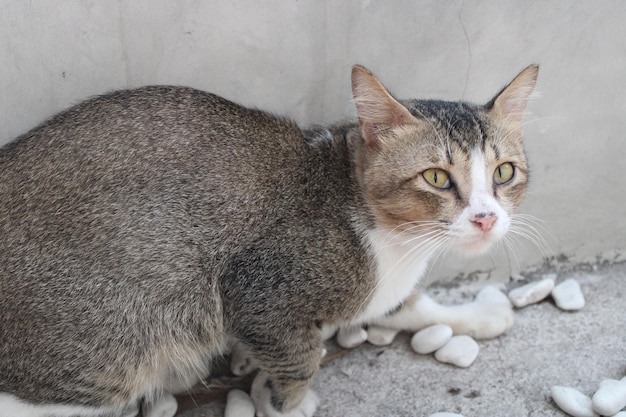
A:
[458,0,472,100]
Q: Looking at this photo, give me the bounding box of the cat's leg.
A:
[230,340,259,376]
[239,325,321,417]
[372,287,514,340]
[251,371,319,417]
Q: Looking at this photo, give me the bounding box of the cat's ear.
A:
[351,65,419,147]
[487,64,539,130]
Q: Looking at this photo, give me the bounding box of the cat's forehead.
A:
[404,99,522,164]
[405,100,488,150]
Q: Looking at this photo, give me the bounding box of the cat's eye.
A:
[422,169,451,189]
[494,162,515,185]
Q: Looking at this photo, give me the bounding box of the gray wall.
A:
[2,1,625,282]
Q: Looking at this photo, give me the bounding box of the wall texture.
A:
[2,0,625,282]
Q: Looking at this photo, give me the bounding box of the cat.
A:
[0,64,538,417]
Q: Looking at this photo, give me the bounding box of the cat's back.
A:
[0,85,305,293]
[1,85,302,181]
[0,85,304,216]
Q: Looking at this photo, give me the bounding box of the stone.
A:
[320,324,338,341]
[508,278,555,308]
[410,324,453,355]
[366,325,399,346]
[224,389,255,417]
[552,278,586,311]
[434,335,479,368]
[144,393,177,417]
[551,386,598,417]
[592,379,626,416]
[427,413,465,417]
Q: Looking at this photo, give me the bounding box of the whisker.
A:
[421,237,455,286]
[512,214,561,247]
[381,221,445,245]
[380,222,448,249]
[507,224,552,259]
[501,234,522,272]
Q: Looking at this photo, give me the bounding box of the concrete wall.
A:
[2,1,625,282]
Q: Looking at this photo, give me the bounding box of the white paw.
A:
[231,342,258,376]
[460,287,515,339]
[143,392,177,417]
[366,325,399,346]
[336,326,368,348]
[225,389,256,417]
[251,372,319,417]
[475,285,512,306]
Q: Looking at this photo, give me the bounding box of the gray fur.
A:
[0,65,537,415]
[0,86,375,412]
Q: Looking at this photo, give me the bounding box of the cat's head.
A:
[351,64,538,256]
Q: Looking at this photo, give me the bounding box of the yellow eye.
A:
[494,162,515,184]
[422,169,451,189]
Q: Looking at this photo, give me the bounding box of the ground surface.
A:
[177,262,626,417]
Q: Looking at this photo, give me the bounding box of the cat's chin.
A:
[453,237,499,257]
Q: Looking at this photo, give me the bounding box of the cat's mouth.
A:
[455,235,498,256]
[450,222,509,256]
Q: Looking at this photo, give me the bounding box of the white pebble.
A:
[336,326,368,348]
[366,325,399,346]
[592,379,626,416]
[610,412,626,417]
[410,324,453,355]
[434,335,479,368]
[551,386,598,417]
[320,323,338,341]
[508,278,555,308]
[428,413,465,417]
[224,389,255,417]
[551,278,586,311]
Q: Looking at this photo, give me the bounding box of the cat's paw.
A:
[143,392,177,417]
[230,342,258,376]
[456,286,514,339]
[366,325,399,346]
[336,326,368,348]
[251,372,319,417]
[475,285,512,306]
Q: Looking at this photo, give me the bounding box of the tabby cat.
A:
[0,64,538,417]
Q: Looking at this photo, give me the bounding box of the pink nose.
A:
[471,212,497,232]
